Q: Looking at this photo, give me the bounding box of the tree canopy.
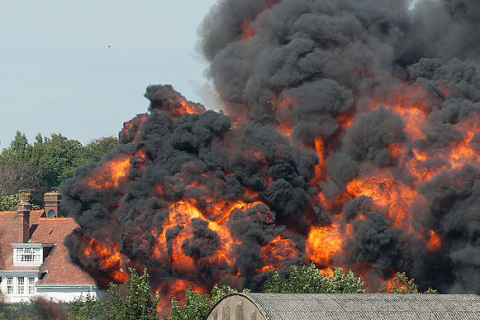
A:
[264,263,366,294]
[167,284,249,320]
[379,272,438,294]
[103,268,160,320]
[0,266,438,320]
[0,131,118,208]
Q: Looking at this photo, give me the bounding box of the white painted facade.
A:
[36,285,103,302]
[0,271,39,303]
[0,243,102,303]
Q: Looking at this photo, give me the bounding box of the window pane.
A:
[28,277,35,294]
[7,277,13,294]
[18,277,25,294]
[15,248,23,263]
[15,247,42,265]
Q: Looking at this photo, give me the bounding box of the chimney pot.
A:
[44,192,62,218]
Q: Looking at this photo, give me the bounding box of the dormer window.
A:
[12,243,44,267]
[15,248,41,265]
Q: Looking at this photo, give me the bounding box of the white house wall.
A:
[35,285,102,302]
[0,272,38,303]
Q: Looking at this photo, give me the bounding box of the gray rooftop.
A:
[208,293,480,320]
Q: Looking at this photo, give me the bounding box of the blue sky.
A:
[0,0,218,148]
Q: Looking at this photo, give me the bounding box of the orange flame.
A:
[346,169,414,230]
[87,156,132,189]
[273,94,294,136]
[259,234,297,272]
[241,19,255,41]
[81,237,129,283]
[306,223,343,267]
[426,230,441,250]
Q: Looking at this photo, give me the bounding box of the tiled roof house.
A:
[0,192,101,303]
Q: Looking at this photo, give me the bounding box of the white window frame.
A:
[15,247,42,265]
[12,244,44,266]
[28,277,35,294]
[0,275,38,296]
[17,277,25,294]
[6,277,13,294]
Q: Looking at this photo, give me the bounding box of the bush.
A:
[264,263,366,293]
[167,284,249,320]
[104,268,160,320]
[319,267,366,293]
[379,272,438,294]
[67,293,104,320]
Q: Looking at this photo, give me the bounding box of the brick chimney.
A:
[17,192,32,243]
[44,192,61,217]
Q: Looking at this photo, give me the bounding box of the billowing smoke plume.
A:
[62,0,480,306]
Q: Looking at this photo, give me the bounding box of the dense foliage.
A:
[103,268,160,320]
[67,268,160,320]
[0,194,18,211]
[167,284,249,320]
[379,272,438,294]
[0,131,118,208]
[0,266,436,320]
[264,264,366,294]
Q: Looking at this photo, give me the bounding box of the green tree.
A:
[264,263,366,293]
[0,132,86,200]
[104,268,159,320]
[379,272,437,294]
[31,133,86,189]
[167,284,249,320]
[0,163,41,197]
[0,131,32,164]
[168,288,211,320]
[264,263,321,293]
[83,136,118,163]
[0,194,18,211]
[0,131,40,197]
[0,132,117,200]
[0,297,56,320]
[319,267,366,293]
[67,293,105,320]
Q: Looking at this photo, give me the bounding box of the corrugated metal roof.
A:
[210,293,480,320]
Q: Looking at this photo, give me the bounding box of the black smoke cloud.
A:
[62,84,313,292]
[62,0,480,295]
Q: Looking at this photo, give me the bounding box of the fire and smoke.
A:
[62,0,480,310]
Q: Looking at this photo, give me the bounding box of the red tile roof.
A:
[0,210,43,270]
[0,210,97,286]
